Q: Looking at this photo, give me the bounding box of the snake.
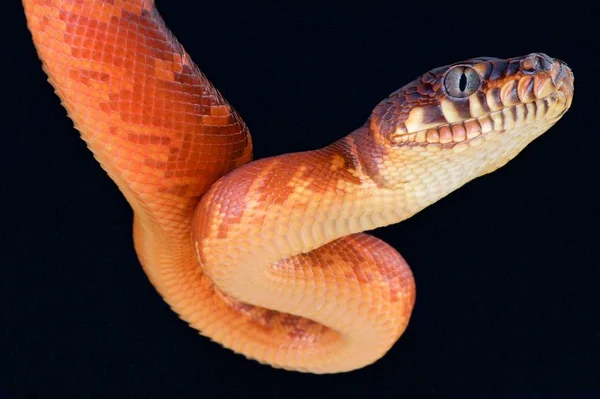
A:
[23,0,574,374]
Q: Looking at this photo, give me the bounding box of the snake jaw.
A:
[370,53,573,153]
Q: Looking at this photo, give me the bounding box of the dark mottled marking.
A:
[421,104,448,124]
[506,61,520,77]
[488,59,509,81]
[508,105,518,121]
[448,99,471,119]
[519,77,534,101]
[503,83,520,105]
[489,88,502,107]
[471,91,491,113]
[348,128,390,188]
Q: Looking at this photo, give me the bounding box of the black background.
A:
[1,1,598,398]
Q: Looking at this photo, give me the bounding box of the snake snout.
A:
[552,60,575,98]
[522,53,574,97]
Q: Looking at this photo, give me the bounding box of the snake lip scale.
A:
[23,0,574,374]
[400,93,568,152]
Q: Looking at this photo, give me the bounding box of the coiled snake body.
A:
[23,0,574,373]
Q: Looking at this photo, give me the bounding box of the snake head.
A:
[369,53,573,167]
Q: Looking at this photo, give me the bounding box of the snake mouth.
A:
[395,92,570,152]
[384,54,574,152]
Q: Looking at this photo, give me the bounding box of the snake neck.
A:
[332,125,474,224]
[188,128,436,301]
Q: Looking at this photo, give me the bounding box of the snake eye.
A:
[444,66,481,98]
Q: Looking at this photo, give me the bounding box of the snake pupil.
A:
[459,73,467,92]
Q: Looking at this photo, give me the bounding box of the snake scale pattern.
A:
[23,0,574,373]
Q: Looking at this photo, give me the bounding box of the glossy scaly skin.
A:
[23,0,574,373]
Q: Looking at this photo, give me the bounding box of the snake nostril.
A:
[521,53,555,73]
[520,56,539,72]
